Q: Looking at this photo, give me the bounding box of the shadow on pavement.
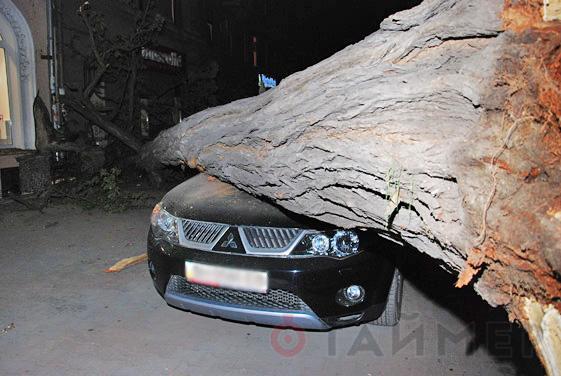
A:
[397,248,544,376]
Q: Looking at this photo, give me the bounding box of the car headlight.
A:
[150,203,179,245]
[311,234,330,255]
[295,230,360,258]
[331,230,360,257]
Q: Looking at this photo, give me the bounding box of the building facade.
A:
[0,0,420,196]
[0,0,51,195]
[0,0,264,196]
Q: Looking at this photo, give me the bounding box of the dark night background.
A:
[1,0,423,195]
[244,0,422,80]
[208,0,422,104]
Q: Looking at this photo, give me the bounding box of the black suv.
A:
[147,174,403,329]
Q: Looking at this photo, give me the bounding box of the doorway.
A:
[0,0,37,151]
[0,32,13,145]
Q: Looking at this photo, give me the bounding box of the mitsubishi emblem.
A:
[221,233,238,249]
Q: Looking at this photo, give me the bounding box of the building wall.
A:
[0,0,50,195]
[0,0,49,150]
[10,0,49,106]
[57,0,215,143]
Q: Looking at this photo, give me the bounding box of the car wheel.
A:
[369,268,403,326]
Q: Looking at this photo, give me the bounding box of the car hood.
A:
[161,174,330,229]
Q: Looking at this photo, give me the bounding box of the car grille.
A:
[167,275,311,311]
[181,219,228,245]
[241,227,302,249]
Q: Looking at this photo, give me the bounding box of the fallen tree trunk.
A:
[139,0,560,369]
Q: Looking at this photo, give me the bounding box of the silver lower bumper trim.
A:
[164,291,329,330]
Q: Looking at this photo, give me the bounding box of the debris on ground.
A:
[44,221,59,229]
[104,253,148,273]
[1,323,15,336]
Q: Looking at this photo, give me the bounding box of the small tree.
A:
[64,0,165,152]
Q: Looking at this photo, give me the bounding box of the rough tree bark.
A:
[139,0,561,371]
[34,95,88,153]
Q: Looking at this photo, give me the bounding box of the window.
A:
[0,33,12,144]
[0,2,37,150]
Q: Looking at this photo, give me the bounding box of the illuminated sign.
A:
[141,47,183,70]
[258,74,277,89]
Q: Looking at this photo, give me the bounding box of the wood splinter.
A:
[104,253,148,273]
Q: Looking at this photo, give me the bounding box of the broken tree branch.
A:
[78,2,105,69]
[83,63,109,100]
[69,96,143,152]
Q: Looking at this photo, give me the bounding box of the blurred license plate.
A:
[185,262,268,293]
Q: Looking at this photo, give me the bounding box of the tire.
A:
[369,268,403,326]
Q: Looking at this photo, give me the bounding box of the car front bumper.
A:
[147,229,396,329]
[164,274,329,329]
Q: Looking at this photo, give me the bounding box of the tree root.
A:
[475,114,534,247]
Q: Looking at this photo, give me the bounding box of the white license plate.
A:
[185,262,268,294]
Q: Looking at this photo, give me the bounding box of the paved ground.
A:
[0,204,543,375]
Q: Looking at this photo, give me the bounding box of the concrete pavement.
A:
[0,204,543,375]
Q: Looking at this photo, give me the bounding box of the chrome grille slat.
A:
[274,229,283,248]
[241,227,302,252]
[183,222,194,236]
[204,224,222,243]
[180,219,228,246]
[190,224,202,241]
[278,229,288,245]
[196,224,212,242]
[200,225,213,243]
[250,228,261,248]
[178,218,305,255]
[185,222,196,238]
[261,229,271,248]
[184,222,199,238]
[266,229,276,248]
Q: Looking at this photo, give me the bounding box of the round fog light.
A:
[344,285,365,303]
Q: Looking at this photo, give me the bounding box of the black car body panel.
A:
[163,174,332,229]
[148,174,399,329]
